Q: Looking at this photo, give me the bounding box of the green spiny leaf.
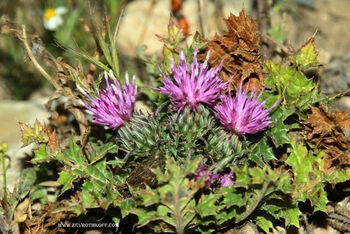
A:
[286,142,328,212]
[30,187,48,204]
[255,215,273,233]
[82,181,98,208]
[268,119,290,147]
[63,140,85,164]
[87,160,112,183]
[284,207,301,227]
[222,186,245,207]
[32,145,48,164]
[133,159,200,232]
[250,139,276,166]
[58,171,74,194]
[17,168,36,199]
[293,37,318,69]
[196,193,222,219]
[89,142,118,165]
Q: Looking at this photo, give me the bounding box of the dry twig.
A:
[21,25,62,90]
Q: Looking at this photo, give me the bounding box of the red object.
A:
[171,0,182,12]
[178,16,189,36]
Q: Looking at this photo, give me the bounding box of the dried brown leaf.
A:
[198,9,264,91]
[303,106,350,171]
[23,200,77,234]
[126,154,165,188]
[14,198,30,223]
[45,128,59,151]
[304,107,334,139]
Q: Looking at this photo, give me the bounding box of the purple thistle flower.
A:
[158,47,225,112]
[205,172,220,188]
[195,164,209,180]
[219,171,235,187]
[195,164,236,188]
[214,79,278,135]
[195,164,220,188]
[81,71,138,130]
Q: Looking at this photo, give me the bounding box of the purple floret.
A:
[195,164,209,180]
[158,46,225,112]
[195,164,235,188]
[195,164,218,188]
[82,71,138,130]
[214,79,278,135]
[220,171,235,187]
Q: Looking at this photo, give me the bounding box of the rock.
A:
[282,0,350,58]
[320,56,350,94]
[333,97,350,112]
[227,222,259,234]
[313,226,339,234]
[0,100,50,191]
[0,79,12,100]
[181,0,252,39]
[117,0,252,57]
[318,49,331,65]
[270,226,286,234]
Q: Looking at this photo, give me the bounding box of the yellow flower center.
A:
[44,8,56,21]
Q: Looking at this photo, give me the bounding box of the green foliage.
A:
[249,139,276,167]
[16,168,37,200]
[286,142,328,212]
[30,187,49,204]
[219,166,296,231]
[32,145,49,163]
[132,159,201,233]
[267,109,291,147]
[0,142,9,201]
[261,39,328,160]
[265,61,318,111]
[19,120,49,147]
[293,37,319,69]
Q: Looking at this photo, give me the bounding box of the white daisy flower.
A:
[43,6,67,31]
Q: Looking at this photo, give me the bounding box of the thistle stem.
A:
[0,149,7,202]
[21,25,62,90]
[237,180,271,222]
[174,186,184,234]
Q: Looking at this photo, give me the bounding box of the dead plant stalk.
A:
[21,25,62,90]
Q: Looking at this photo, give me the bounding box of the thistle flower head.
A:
[158,46,225,111]
[214,79,277,135]
[82,71,138,130]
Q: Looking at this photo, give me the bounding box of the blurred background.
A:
[1,0,350,100]
[1,0,350,189]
